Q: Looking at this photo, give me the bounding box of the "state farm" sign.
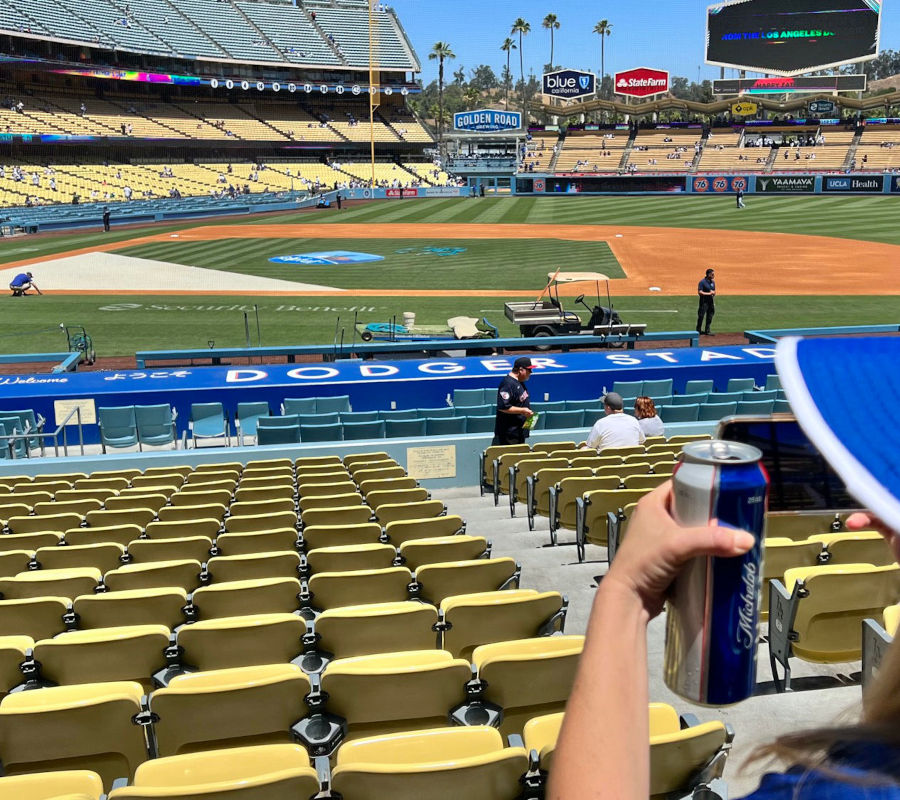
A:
[614,67,669,98]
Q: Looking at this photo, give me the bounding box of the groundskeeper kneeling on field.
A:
[9,272,42,297]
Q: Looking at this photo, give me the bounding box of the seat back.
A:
[582,488,653,547]
[0,681,147,791]
[641,378,673,396]
[425,416,468,436]
[555,477,620,531]
[331,726,528,800]
[735,399,775,415]
[150,665,310,757]
[542,410,585,430]
[322,650,470,737]
[785,563,900,662]
[659,404,700,423]
[611,380,643,399]
[134,405,175,446]
[650,720,730,797]
[697,401,737,421]
[383,515,464,546]
[343,420,387,441]
[813,532,897,566]
[236,402,270,438]
[299,423,343,443]
[178,613,306,671]
[473,636,585,736]
[726,377,756,393]
[441,589,564,660]
[0,596,69,640]
[104,560,201,593]
[282,398,317,415]
[453,388,490,407]
[97,406,138,450]
[399,536,488,571]
[191,578,302,621]
[257,425,301,445]
[415,558,518,605]
[385,419,428,438]
[761,538,822,620]
[0,769,104,799]
[73,588,188,630]
[307,567,413,611]
[315,395,351,414]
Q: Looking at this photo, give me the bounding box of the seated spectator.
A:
[633,396,664,438]
[583,392,645,452]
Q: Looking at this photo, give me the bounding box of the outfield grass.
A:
[1,195,899,356]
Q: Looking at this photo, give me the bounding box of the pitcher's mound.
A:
[0,252,344,293]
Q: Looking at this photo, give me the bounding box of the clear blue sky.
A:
[390,0,898,85]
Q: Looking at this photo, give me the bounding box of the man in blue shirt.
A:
[9,272,41,297]
[697,268,715,336]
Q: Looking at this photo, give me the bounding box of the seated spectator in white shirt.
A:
[634,396,665,438]
[583,392,645,452]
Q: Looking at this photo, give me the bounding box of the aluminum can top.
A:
[681,440,763,466]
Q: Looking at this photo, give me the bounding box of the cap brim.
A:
[775,336,900,532]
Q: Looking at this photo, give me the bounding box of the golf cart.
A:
[356,315,499,343]
[504,271,646,342]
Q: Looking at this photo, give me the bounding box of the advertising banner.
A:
[823,176,883,193]
[542,69,596,100]
[385,188,419,198]
[731,101,758,116]
[692,176,749,193]
[756,176,815,193]
[453,109,521,132]
[890,176,900,193]
[808,100,837,115]
[713,75,867,94]
[614,67,669,98]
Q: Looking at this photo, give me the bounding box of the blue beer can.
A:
[664,440,769,705]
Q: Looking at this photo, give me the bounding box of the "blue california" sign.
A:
[453,109,522,132]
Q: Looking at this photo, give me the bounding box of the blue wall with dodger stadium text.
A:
[0,346,776,444]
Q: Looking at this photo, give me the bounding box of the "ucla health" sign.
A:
[453,109,522,132]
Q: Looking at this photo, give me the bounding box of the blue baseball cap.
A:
[775,336,900,531]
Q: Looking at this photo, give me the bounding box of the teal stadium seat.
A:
[673,392,708,405]
[236,402,270,445]
[300,423,343,443]
[455,404,493,418]
[736,399,775,415]
[565,399,603,411]
[698,401,737,421]
[135,404,177,449]
[341,411,379,423]
[453,388,490,407]
[426,417,467,436]
[465,416,496,433]
[583,409,606,426]
[531,401,566,413]
[257,415,301,429]
[416,407,455,419]
[282,398,317,415]
[257,425,301,445]
[726,378,756,393]
[386,419,427,438]
[647,395,673,407]
[189,403,229,448]
[342,421,386,441]
[659,404,700,423]
[706,391,743,404]
[742,390,778,402]
[612,380,643,398]
[641,379,673,396]
[315,396,351,414]
[765,374,782,391]
[684,379,714,394]
[774,399,792,414]
[543,410,585,430]
[1,410,44,451]
[297,413,340,426]
[97,406,138,453]
[0,418,27,459]
[378,409,417,421]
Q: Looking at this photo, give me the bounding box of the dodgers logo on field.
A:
[269,251,384,265]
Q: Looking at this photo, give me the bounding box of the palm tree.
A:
[542,13,560,70]
[593,20,612,92]
[428,41,455,146]
[464,86,480,110]
[511,18,531,108]
[500,37,516,111]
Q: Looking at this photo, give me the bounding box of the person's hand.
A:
[847,511,900,562]
[603,482,756,618]
[522,408,534,418]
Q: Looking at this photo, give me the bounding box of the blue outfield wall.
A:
[0,346,776,445]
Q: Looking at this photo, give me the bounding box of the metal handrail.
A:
[0,407,84,459]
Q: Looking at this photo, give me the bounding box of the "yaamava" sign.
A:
[453,109,522,132]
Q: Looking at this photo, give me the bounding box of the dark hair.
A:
[633,396,656,420]
[705,268,715,277]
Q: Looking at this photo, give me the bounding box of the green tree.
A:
[500,37,517,110]
[464,86,481,110]
[542,13,560,70]
[453,65,466,86]
[593,19,612,86]
[428,41,456,146]
[469,64,499,92]
[511,18,531,109]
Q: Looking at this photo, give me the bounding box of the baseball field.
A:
[1,193,899,357]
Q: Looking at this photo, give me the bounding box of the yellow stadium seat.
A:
[104,559,201,592]
[0,567,101,600]
[34,542,125,573]
[189,578,302,621]
[382,515,464,546]
[215,529,299,555]
[398,535,488,570]
[0,770,104,800]
[0,596,69,639]
[73,588,188,630]
[415,558,519,605]
[302,522,382,551]
[126,536,212,564]
[207,551,302,582]
[106,743,318,800]
[306,567,413,613]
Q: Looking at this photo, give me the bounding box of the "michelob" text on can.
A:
[664,440,769,705]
